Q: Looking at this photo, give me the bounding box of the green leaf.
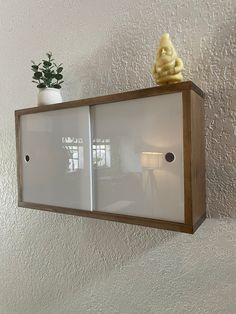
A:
[57,67,63,73]
[31,65,38,72]
[41,77,49,82]
[42,68,51,72]
[31,53,64,87]
[33,71,42,79]
[44,72,54,79]
[55,73,63,80]
[43,60,52,67]
[53,84,61,89]
[46,52,52,59]
[37,83,46,88]
[42,78,51,87]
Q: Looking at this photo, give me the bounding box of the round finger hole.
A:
[25,155,30,162]
[165,152,175,162]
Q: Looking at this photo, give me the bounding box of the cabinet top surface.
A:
[15,81,204,116]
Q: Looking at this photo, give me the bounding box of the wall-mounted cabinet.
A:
[15,81,206,233]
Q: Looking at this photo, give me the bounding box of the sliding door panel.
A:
[91,93,184,222]
[20,106,92,210]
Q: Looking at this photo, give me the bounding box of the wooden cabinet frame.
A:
[15,81,206,233]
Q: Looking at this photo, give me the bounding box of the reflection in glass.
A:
[62,137,84,172]
[141,152,163,211]
[141,152,163,169]
[91,94,185,221]
[93,138,111,168]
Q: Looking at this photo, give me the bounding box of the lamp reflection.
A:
[141,152,163,169]
[141,152,163,208]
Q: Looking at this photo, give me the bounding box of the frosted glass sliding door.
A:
[20,93,184,222]
[21,106,92,210]
[91,93,185,223]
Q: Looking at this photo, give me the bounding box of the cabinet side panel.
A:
[15,114,23,202]
[182,90,193,225]
[191,91,206,225]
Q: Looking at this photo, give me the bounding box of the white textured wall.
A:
[0,0,236,313]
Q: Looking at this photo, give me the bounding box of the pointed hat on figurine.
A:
[159,33,172,46]
[157,33,177,65]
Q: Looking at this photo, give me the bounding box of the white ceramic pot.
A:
[38,88,62,106]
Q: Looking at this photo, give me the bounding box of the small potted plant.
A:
[31,52,64,106]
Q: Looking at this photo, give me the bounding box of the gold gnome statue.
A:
[152,33,184,85]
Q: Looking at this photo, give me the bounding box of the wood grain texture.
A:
[15,81,204,116]
[193,213,206,233]
[18,201,193,233]
[15,81,205,234]
[191,90,206,225]
[182,89,193,225]
[15,113,23,202]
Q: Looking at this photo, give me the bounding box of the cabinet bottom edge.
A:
[18,201,205,234]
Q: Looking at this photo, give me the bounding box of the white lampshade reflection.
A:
[141,152,163,169]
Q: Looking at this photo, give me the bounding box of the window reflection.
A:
[62,137,84,172]
[93,138,111,168]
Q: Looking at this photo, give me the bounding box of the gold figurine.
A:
[152,33,184,85]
